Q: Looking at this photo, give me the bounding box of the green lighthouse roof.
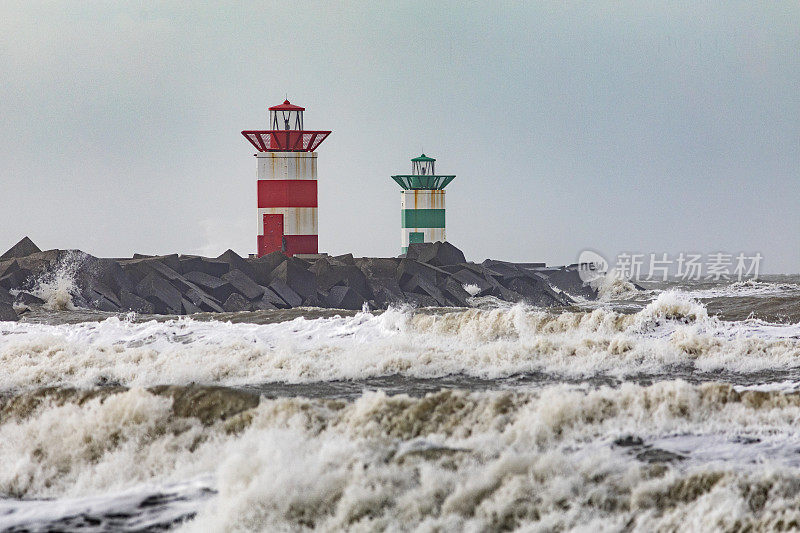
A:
[411,154,436,162]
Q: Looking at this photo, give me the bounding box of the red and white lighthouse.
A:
[241,100,331,257]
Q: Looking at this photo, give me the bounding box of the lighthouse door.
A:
[260,214,284,256]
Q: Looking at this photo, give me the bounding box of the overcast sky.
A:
[1,2,798,273]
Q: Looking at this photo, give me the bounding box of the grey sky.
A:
[1,2,798,273]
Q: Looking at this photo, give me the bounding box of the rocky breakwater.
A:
[0,237,597,320]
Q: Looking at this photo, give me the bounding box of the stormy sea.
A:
[1,274,799,532]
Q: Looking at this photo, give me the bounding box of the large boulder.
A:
[119,290,155,314]
[247,251,287,285]
[0,301,18,321]
[406,242,466,266]
[223,293,251,312]
[271,258,316,299]
[135,273,183,314]
[184,271,235,302]
[0,286,13,305]
[326,286,366,310]
[216,249,258,282]
[1,237,41,260]
[179,256,230,278]
[222,269,264,301]
[268,279,302,308]
[310,258,371,299]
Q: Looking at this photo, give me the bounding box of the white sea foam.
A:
[0,293,799,390]
[3,382,800,531]
[27,251,83,311]
[681,279,800,299]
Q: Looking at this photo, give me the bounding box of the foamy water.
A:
[1,277,799,531]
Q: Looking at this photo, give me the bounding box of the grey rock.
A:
[222,269,265,300]
[1,237,41,260]
[184,271,235,302]
[216,249,258,282]
[0,259,20,279]
[247,251,286,285]
[262,286,289,309]
[0,301,18,321]
[402,275,449,306]
[223,293,251,312]
[119,290,155,314]
[135,273,183,314]
[268,278,302,308]
[331,253,355,265]
[450,268,493,295]
[443,278,472,307]
[184,285,224,313]
[402,292,439,308]
[326,286,366,310]
[271,259,316,299]
[0,268,31,291]
[0,286,12,304]
[181,298,203,315]
[179,256,230,278]
[406,241,466,266]
[15,292,43,306]
[397,259,448,287]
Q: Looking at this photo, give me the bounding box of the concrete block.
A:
[268,279,302,308]
[216,249,258,281]
[533,267,593,300]
[355,257,399,279]
[0,259,20,279]
[444,278,472,307]
[0,301,18,321]
[120,290,155,314]
[1,237,41,260]
[406,241,466,266]
[397,259,448,286]
[251,298,278,311]
[331,253,355,265]
[181,298,203,315]
[450,269,493,295]
[365,277,404,309]
[222,269,265,300]
[179,256,230,278]
[184,286,224,313]
[247,251,286,285]
[326,285,365,310]
[402,275,449,306]
[0,268,31,291]
[223,293,251,312]
[262,286,289,309]
[0,286,12,305]
[135,273,183,314]
[184,271,235,302]
[402,292,439,308]
[271,259,316,299]
[16,292,44,306]
[89,283,122,308]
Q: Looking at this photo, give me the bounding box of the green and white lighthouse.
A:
[391,154,456,254]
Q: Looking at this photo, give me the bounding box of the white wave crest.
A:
[0,298,799,390]
[3,383,800,531]
[28,251,84,311]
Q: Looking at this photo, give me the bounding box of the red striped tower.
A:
[242,100,331,257]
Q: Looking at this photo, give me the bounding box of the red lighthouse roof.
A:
[268,100,305,111]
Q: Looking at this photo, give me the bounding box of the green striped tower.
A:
[392,154,456,254]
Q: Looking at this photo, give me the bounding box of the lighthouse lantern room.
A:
[242,100,331,257]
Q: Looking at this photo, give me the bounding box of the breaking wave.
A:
[27,251,83,311]
[3,382,800,531]
[0,292,798,390]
